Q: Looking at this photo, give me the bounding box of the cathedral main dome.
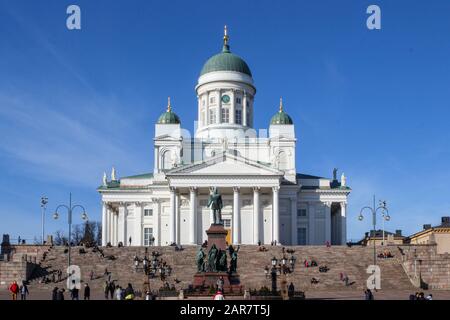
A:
[200,46,252,77]
[200,26,252,77]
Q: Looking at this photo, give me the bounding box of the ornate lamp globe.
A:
[281,257,287,266]
[53,212,59,220]
[358,214,364,221]
[385,214,391,221]
[81,212,88,221]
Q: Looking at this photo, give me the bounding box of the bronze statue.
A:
[208,244,219,272]
[218,249,227,272]
[207,187,223,225]
[196,247,205,272]
[229,245,240,273]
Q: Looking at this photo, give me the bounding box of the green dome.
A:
[271,111,293,125]
[270,99,293,125]
[200,45,252,77]
[157,111,180,124]
[157,98,180,124]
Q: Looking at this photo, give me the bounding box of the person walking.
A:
[129,236,132,246]
[109,281,116,299]
[70,281,79,300]
[103,281,109,299]
[19,282,29,300]
[84,283,91,300]
[9,281,19,300]
[124,283,135,300]
[89,270,94,281]
[57,288,65,301]
[115,285,123,300]
[52,287,59,300]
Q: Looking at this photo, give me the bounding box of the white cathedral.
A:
[98,28,351,247]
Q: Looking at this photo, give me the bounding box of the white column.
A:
[233,187,241,244]
[325,202,332,244]
[176,192,180,244]
[230,89,236,124]
[107,208,112,245]
[110,210,114,245]
[197,95,202,127]
[290,196,297,245]
[218,89,222,123]
[206,91,210,125]
[272,186,280,244]
[340,202,347,245]
[154,147,159,173]
[253,187,260,245]
[210,187,215,225]
[152,199,160,246]
[117,204,126,246]
[169,188,176,244]
[134,202,142,246]
[113,211,118,246]
[101,203,107,246]
[189,188,197,244]
[243,91,247,126]
[122,204,128,245]
[308,202,315,245]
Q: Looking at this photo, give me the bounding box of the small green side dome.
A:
[270,98,293,125]
[157,97,180,124]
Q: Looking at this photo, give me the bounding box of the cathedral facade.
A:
[98,28,351,247]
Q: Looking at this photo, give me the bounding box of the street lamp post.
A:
[358,195,390,266]
[53,193,88,268]
[40,196,48,245]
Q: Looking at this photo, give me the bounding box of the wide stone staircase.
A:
[27,244,414,294]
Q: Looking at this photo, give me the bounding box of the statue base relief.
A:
[192,271,241,293]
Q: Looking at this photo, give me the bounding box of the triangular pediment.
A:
[167,152,283,176]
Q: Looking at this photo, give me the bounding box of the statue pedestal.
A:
[193,272,241,294]
[192,223,242,294]
[206,224,228,251]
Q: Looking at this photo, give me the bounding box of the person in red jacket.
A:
[9,281,19,300]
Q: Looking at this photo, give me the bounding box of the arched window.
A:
[162,150,172,170]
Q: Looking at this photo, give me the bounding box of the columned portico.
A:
[253,187,261,245]
[134,202,143,246]
[169,187,176,244]
[325,202,332,244]
[189,187,197,244]
[233,187,241,244]
[340,202,347,245]
[152,199,160,246]
[290,196,297,245]
[101,203,107,246]
[272,186,280,244]
[113,211,118,246]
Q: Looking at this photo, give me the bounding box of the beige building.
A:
[407,217,450,254]
[358,229,405,246]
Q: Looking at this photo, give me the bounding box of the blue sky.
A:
[1,0,450,242]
